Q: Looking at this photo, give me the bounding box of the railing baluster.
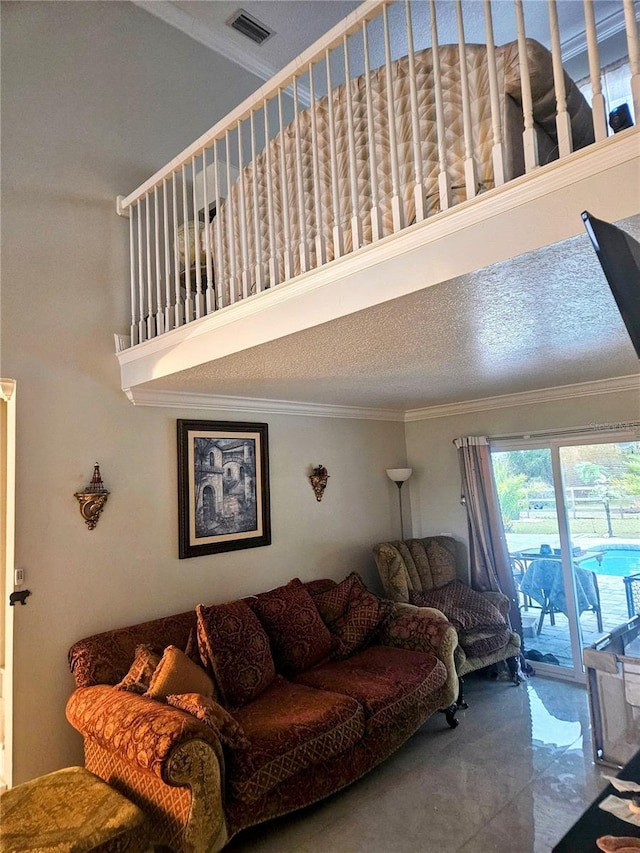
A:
[263,99,278,288]
[213,141,224,308]
[309,62,326,266]
[277,89,294,280]
[181,165,193,322]
[429,0,451,210]
[483,0,505,188]
[325,49,345,258]
[162,179,172,331]
[405,0,425,222]
[293,77,310,273]
[514,0,540,172]
[137,199,145,342]
[225,130,239,304]
[153,188,164,334]
[191,156,203,320]
[236,122,251,299]
[383,4,405,230]
[583,0,607,141]
[172,172,183,328]
[250,111,266,292]
[363,20,381,241]
[145,193,155,339]
[548,0,572,157]
[456,0,477,199]
[129,205,138,345]
[623,0,640,120]
[343,34,362,251]
[201,148,214,315]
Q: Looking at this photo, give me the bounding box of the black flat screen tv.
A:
[582,211,640,359]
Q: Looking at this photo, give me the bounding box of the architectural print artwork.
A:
[177,420,271,558]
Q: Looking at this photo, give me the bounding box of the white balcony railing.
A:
[116,0,640,350]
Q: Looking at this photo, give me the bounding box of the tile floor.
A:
[226,674,615,853]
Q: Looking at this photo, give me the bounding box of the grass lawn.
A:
[510,518,640,537]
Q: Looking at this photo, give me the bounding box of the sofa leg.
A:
[439,703,459,729]
[456,677,469,709]
[506,655,523,685]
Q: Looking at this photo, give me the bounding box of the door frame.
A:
[1,379,16,788]
[492,427,638,683]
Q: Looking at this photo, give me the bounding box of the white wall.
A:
[1,2,407,784]
[405,389,640,580]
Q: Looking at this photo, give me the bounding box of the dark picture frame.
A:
[177,419,271,559]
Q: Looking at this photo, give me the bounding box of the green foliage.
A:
[503,449,552,485]
[493,457,527,530]
[613,449,640,497]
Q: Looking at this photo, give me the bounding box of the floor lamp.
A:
[386,468,412,540]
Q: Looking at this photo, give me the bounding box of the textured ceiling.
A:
[143,216,640,411]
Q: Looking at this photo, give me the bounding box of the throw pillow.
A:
[409,580,506,633]
[312,572,363,624]
[144,645,216,702]
[166,693,249,749]
[252,578,333,675]
[196,600,275,707]
[115,644,162,694]
[330,585,394,659]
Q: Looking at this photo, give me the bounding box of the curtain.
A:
[454,436,523,640]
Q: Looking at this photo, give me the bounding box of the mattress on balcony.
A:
[210,37,593,304]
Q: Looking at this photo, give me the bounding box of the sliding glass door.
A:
[492,433,640,681]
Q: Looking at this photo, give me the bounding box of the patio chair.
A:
[373,536,522,707]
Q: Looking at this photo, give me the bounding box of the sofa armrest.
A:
[481,590,510,620]
[379,603,458,707]
[66,685,228,853]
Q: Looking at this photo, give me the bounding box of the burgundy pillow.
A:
[312,572,363,624]
[115,644,161,694]
[196,600,275,707]
[330,585,394,659]
[166,693,249,749]
[409,580,506,633]
[252,579,333,675]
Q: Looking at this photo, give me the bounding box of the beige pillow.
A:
[145,645,215,701]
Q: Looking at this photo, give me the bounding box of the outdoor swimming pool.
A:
[584,547,640,577]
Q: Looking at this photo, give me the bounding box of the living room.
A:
[1,1,639,851]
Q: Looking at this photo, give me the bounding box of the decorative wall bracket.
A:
[309,464,329,502]
[74,463,110,530]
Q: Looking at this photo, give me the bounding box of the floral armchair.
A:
[373,536,522,706]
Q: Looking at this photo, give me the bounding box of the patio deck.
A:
[520,572,634,668]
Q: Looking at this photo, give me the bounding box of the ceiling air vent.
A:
[227,9,274,46]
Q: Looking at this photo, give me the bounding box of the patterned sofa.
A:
[66,574,459,853]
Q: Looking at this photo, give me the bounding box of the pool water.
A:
[583,548,640,577]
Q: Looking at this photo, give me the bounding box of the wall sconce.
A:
[309,464,329,502]
[386,468,412,539]
[74,463,110,530]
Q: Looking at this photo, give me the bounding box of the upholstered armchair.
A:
[373,537,522,706]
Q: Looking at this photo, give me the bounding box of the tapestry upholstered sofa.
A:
[373,537,522,705]
[66,574,459,853]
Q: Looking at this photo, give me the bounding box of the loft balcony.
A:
[114,0,640,412]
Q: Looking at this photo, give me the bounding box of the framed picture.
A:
[177,419,271,559]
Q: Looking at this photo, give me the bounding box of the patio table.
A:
[514,551,603,634]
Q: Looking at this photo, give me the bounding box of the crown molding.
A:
[123,375,639,422]
[404,374,640,422]
[124,388,406,421]
[561,7,634,62]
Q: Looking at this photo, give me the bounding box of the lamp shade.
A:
[386,468,412,483]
